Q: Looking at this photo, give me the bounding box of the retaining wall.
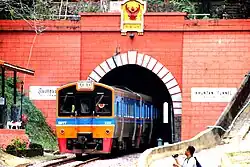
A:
[138,72,250,167]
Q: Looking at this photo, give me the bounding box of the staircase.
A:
[222,94,250,144]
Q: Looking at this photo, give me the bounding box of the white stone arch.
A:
[87,51,182,115]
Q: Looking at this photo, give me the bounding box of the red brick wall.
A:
[80,31,183,87]
[0,129,29,149]
[0,15,250,140]
[182,31,250,139]
[0,31,81,128]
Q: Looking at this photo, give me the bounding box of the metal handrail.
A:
[207,125,227,132]
[188,13,210,19]
[226,99,250,133]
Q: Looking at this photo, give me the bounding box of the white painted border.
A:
[87,51,182,115]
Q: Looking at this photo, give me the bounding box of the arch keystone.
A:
[128,51,137,64]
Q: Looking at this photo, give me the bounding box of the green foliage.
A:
[6,138,27,152]
[0,76,58,150]
[170,0,196,13]
[146,0,196,13]
[0,0,101,20]
[60,1,101,15]
[146,0,175,12]
[29,142,43,149]
[0,0,33,19]
[0,0,59,20]
[0,0,198,20]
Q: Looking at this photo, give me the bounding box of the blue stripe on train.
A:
[56,118,151,125]
[56,118,115,125]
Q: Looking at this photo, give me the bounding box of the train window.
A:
[115,101,119,116]
[123,103,126,117]
[133,103,136,117]
[121,102,124,117]
[129,104,132,118]
[147,106,149,119]
[150,106,153,119]
[154,108,156,119]
[79,98,91,115]
[127,104,129,117]
[95,95,112,116]
[148,106,150,119]
[125,103,128,117]
[131,104,134,118]
[59,95,75,116]
[136,103,139,118]
[146,105,149,119]
[142,104,144,118]
[119,102,122,117]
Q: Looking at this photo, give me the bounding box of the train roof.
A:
[111,86,152,102]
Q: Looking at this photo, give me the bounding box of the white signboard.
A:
[163,102,168,123]
[109,1,122,12]
[191,87,237,102]
[29,86,59,100]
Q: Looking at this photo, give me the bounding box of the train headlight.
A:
[105,129,110,135]
[60,129,65,135]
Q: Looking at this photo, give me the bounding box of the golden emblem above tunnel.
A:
[120,0,146,36]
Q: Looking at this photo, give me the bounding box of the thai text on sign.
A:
[29,86,59,100]
[120,0,146,35]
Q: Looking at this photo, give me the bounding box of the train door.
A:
[136,99,143,148]
[74,92,94,154]
[148,105,153,144]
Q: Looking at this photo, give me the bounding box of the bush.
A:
[5,139,44,157]
[0,76,58,150]
[29,143,43,150]
[6,138,27,152]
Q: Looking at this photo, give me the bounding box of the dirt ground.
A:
[0,149,31,167]
[0,150,64,167]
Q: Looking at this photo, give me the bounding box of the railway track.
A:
[28,155,99,167]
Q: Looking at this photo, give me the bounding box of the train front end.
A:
[56,80,115,154]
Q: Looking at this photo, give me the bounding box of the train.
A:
[55,80,160,156]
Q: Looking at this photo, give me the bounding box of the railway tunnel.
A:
[98,64,174,146]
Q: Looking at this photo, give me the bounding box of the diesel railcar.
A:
[56,80,159,156]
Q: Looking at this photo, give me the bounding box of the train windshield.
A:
[58,85,112,117]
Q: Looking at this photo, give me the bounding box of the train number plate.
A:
[104,121,112,125]
[77,80,94,91]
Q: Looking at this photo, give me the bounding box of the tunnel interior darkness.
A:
[99,64,175,145]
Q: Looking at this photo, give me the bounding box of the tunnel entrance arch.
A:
[87,51,182,143]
